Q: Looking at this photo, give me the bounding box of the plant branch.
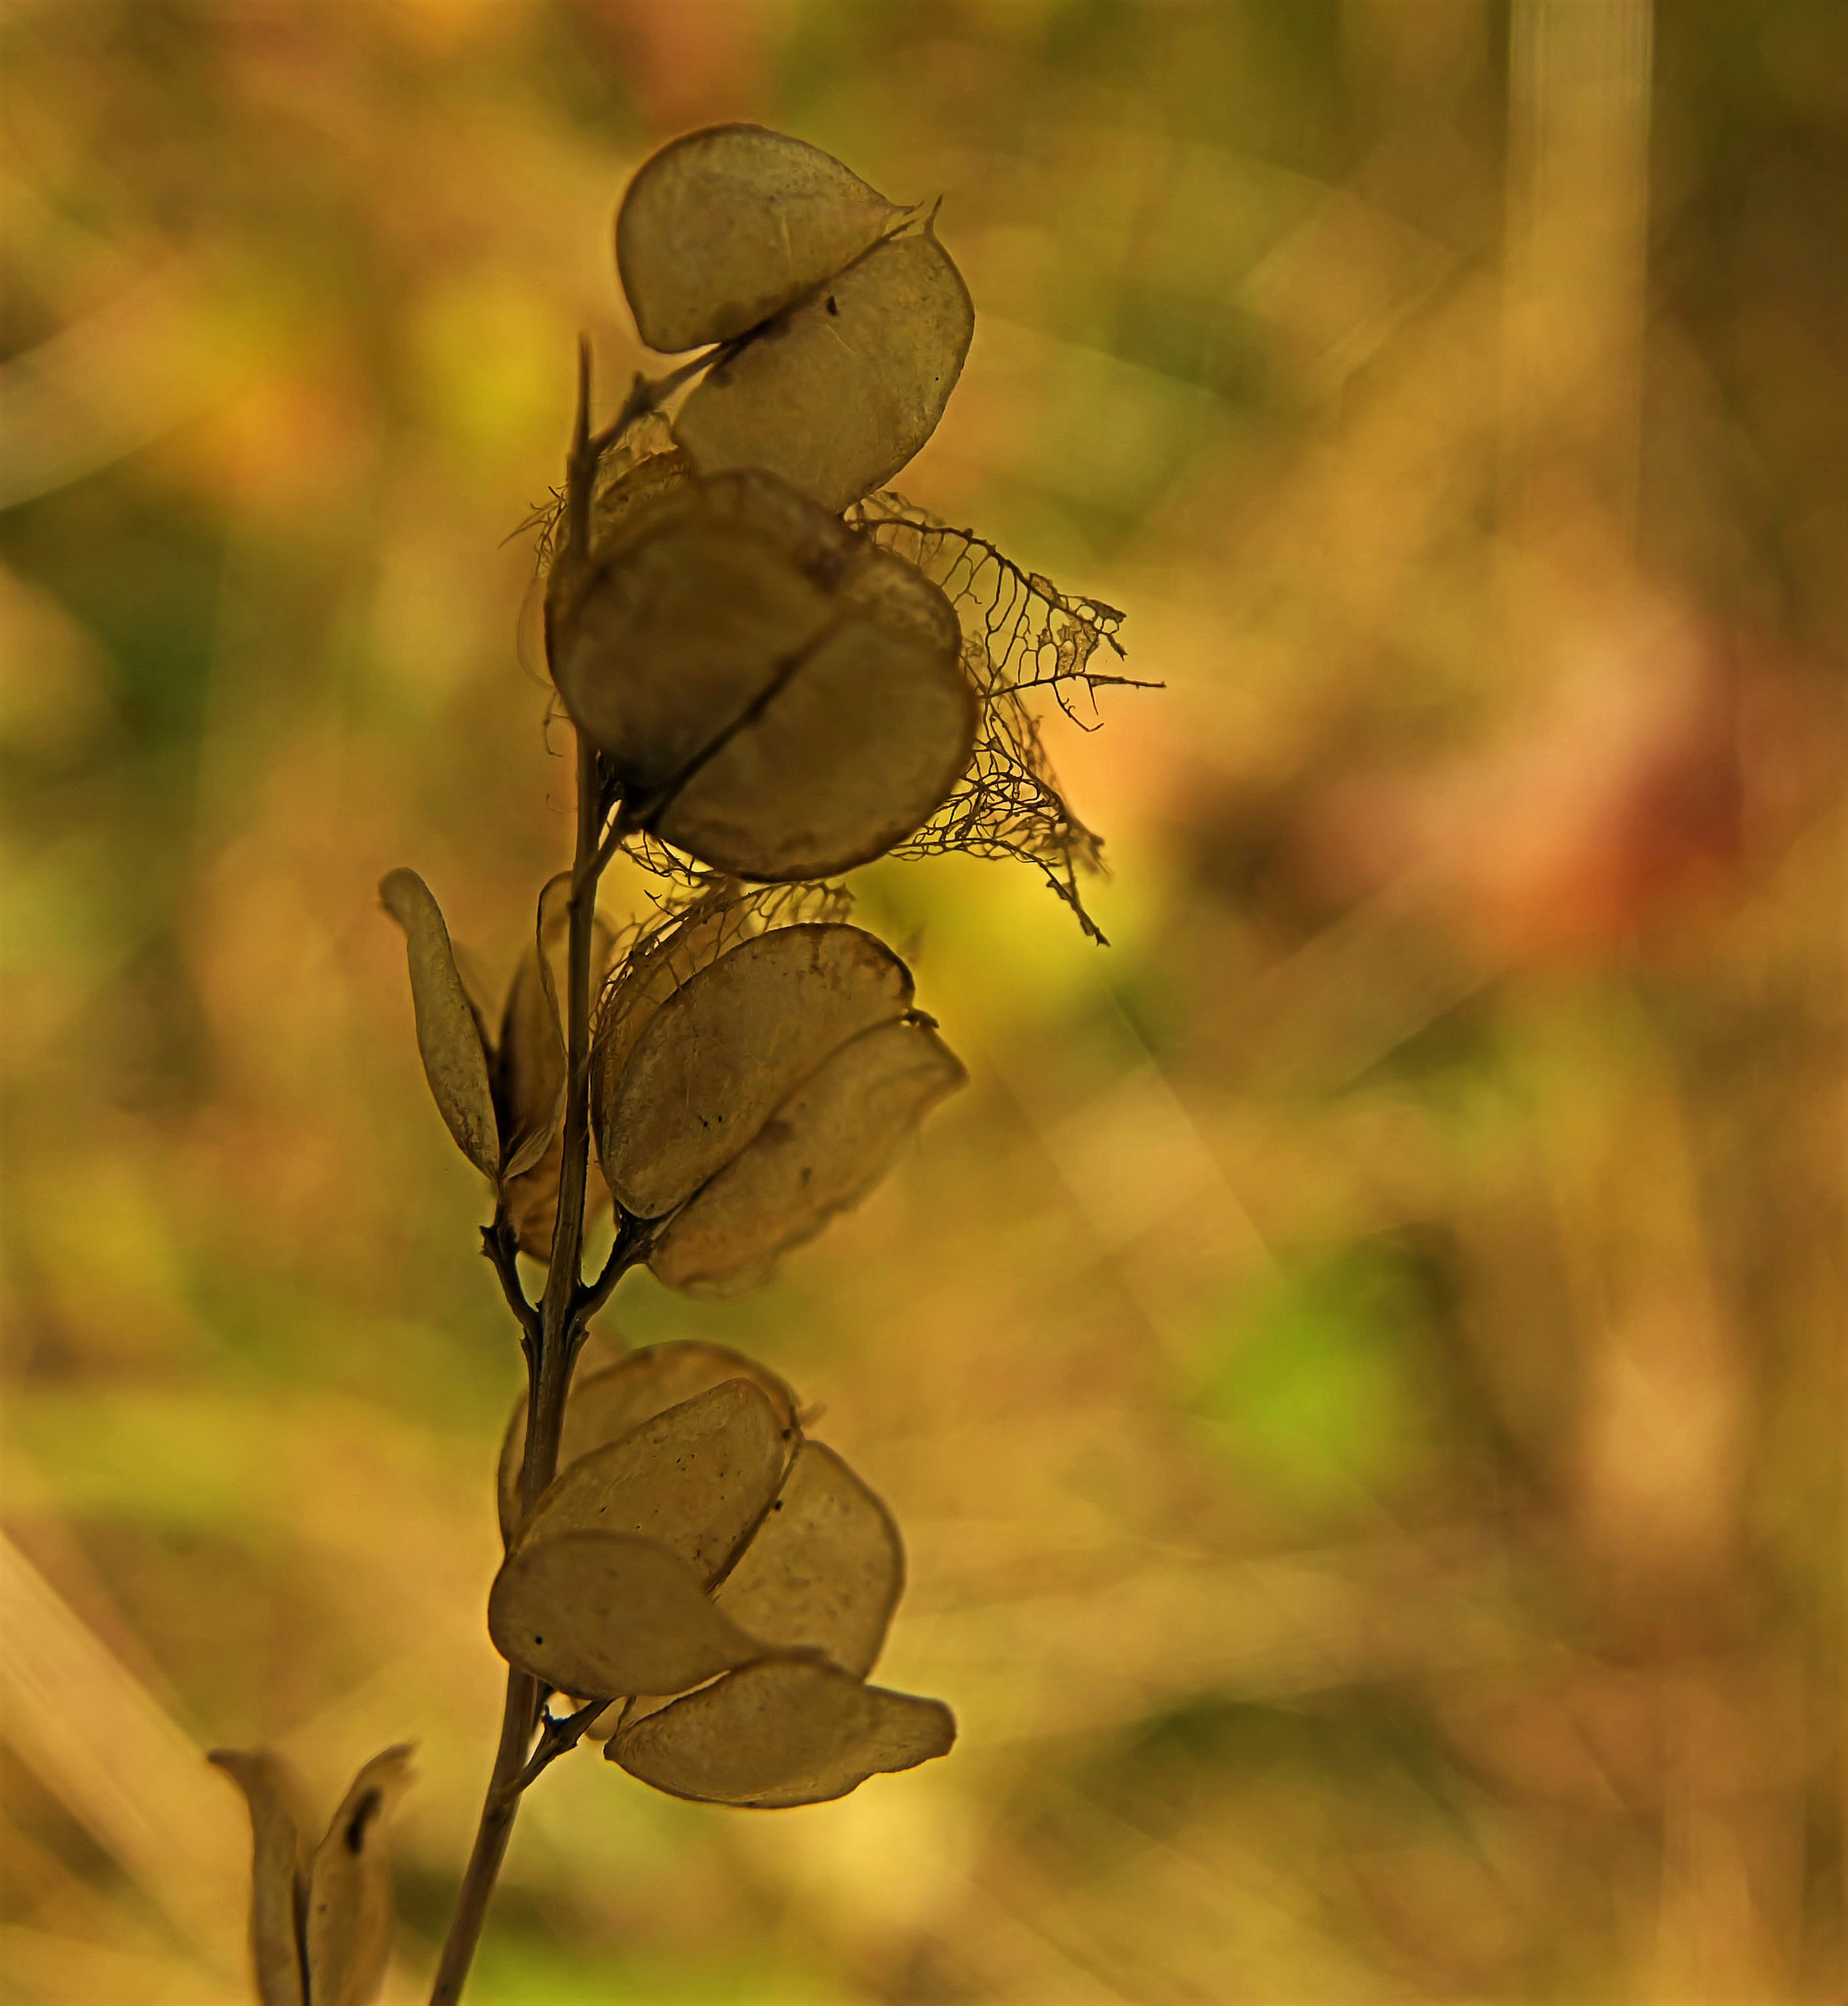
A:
[429,713,616,2003]
[480,1211,540,1354]
[504,1696,614,1797]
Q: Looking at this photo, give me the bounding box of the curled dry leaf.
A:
[516,1379,790,1583]
[379,870,498,1177]
[550,471,974,882]
[597,923,914,1218]
[489,1530,767,1698]
[498,1339,799,1544]
[713,1440,903,1678]
[652,1015,967,1292]
[610,1655,955,1807]
[212,1743,412,2006]
[304,1744,415,2006]
[209,1748,310,2006]
[675,228,974,515]
[617,124,902,354]
[496,888,618,1259]
[493,874,570,1182]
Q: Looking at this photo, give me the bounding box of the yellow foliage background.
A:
[1,2,1841,2000]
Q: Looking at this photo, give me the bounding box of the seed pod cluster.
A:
[490,1341,954,1806]
[546,125,979,884]
[364,121,1129,1878]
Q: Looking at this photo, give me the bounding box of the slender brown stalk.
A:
[427,734,613,2006]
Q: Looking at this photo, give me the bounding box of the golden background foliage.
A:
[1,2,1841,1999]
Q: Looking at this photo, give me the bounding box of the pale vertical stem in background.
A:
[1501,0,1654,557]
[1502,9,1796,1993]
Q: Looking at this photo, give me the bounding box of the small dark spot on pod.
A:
[826,295,839,315]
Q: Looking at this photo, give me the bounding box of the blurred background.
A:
[2,1,1842,1999]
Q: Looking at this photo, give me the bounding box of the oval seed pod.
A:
[515,1380,790,1585]
[553,490,838,793]
[617,124,902,354]
[651,540,974,882]
[498,1340,799,1545]
[379,870,498,1177]
[713,1441,904,1679]
[609,1655,955,1807]
[651,1017,966,1293]
[673,227,974,514]
[551,471,974,882]
[597,924,914,1218]
[488,1530,767,1698]
[303,1744,414,2006]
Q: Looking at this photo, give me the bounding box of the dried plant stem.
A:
[428,731,620,2006]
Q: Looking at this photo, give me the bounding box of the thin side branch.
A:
[502,1696,614,1798]
[481,1212,541,1352]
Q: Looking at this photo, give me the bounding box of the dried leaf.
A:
[208,1748,309,2006]
[498,896,618,1258]
[713,1441,903,1678]
[489,1530,767,1697]
[651,1016,966,1292]
[846,493,1140,941]
[609,1656,955,1807]
[498,1339,799,1544]
[378,869,498,1177]
[517,1379,790,1583]
[617,124,902,354]
[302,1744,414,2006]
[674,227,973,513]
[598,924,914,1218]
[494,875,570,1181]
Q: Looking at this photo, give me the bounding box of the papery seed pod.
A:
[498,1339,800,1545]
[617,125,903,354]
[674,226,973,515]
[549,471,975,882]
[712,1439,904,1678]
[590,921,966,1291]
[512,1379,791,1582]
[609,1656,955,1808]
[650,1015,968,1294]
[592,923,915,1218]
[489,1529,769,1700]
